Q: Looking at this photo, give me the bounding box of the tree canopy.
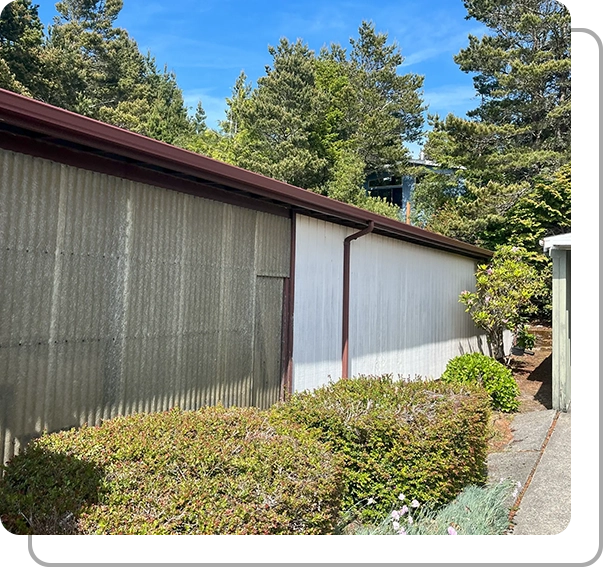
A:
[184,22,426,219]
[414,0,570,253]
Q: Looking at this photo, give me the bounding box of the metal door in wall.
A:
[252,276,285,409]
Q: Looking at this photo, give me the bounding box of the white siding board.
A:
[293,216,491,393]
[292,216,350,391]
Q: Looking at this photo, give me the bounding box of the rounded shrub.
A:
[271,376,491,522]
[440,353,520,412]
[0,406,344,535]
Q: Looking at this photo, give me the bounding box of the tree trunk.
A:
[487,328,506,361]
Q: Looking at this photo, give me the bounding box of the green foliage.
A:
[416,0,570,269]
[515,325,536,350]
[0,0,191,144]
[271,375,491,522]
[0,407,344,535]
[342,21,425,176]
[0,0,45,95]
[209,22,424,219]
[315,149,401,220]
[441,353,520,412]
[460,245,544,358]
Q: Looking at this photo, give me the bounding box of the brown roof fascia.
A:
[0,88,493,260]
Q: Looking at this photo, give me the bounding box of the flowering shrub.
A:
[0,407,344,535]
[460,245,543,359]
[440,353,520,412]
[272,375,491,522]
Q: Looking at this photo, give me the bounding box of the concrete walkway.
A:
[487,409,571,535]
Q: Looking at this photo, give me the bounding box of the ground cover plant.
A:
[343,480,517,535]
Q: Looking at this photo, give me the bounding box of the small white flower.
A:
[448,526,458,535]
[391,510,401,521]
[367,497,375,505]
[411,499,420,508]
[392,520,400,531]
[407,515,413,525]
[398,493,405,501]
[400,505,409,515]
[398,527,407,535]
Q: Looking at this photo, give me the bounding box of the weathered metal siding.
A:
[292,216,488,392]
[0,148,290,465]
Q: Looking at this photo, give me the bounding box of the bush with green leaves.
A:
[441,353,520,412]
[460,245,544,360]
[271,375,491,522]
[515,325,536,350]
[0,406,344,535]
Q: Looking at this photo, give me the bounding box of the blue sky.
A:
[35,0,488,157]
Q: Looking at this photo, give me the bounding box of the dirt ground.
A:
[488,325,552,453]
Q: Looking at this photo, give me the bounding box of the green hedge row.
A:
[0,407,343,535]
[272,376,491,521]
[1,377,491,534]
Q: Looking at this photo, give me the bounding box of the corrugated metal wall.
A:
[0,148,290,465]
[292,215,490,392]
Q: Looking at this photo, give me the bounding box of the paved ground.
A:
[487,409,571,535]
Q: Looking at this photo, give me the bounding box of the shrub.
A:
[271,375,491,522]
[0,406,344,535]
[440,353,520,412]
[459,245,544,359]
[515,325,536,350]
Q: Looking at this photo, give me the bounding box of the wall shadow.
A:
[529,354,553,409]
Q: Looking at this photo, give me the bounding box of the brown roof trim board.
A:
[0,88,493,260]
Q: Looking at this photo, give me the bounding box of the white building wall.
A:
[293,215,493,393]
[349,233,487,380]
[292,216,351,392]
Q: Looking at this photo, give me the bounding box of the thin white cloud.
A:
[142,35,263,70]
[401,24,487,67]
[277,3,354,38]
[183,89,227,129]
[423,85,478,117]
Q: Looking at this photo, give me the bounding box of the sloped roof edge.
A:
[0,88,492,260]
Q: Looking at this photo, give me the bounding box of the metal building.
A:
[0,89,492,464]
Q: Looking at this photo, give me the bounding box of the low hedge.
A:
[440,353,520,412]
[0,406,344,535]
[271,376,491,522]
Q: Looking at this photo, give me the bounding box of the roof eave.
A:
[0,88,493,261]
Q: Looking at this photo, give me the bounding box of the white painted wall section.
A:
[292,216,349,392]
[293,216,494,392]
[349,233,487,379]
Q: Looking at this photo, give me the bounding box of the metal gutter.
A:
[0,88,493,261]
[342,221,375,379]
